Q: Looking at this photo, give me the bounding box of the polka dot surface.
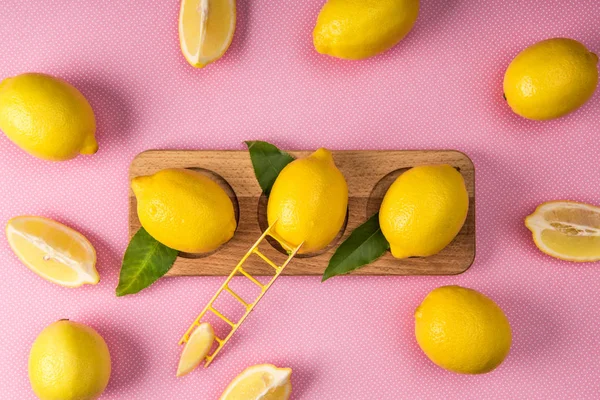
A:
[1,0,599,399]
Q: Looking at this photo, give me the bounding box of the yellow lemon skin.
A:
[267,148,348,254]
[313,0,419,60]
[0,73,97,161]
[415,286,512,374]
[379,165,468,259]
[503,38,598,120]
[132,168,236,253]
[29,320,111,400]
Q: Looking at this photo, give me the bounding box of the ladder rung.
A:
[253,249,280,270]
[208,306,235,327]
[178,219,305,368]
[238,267,264,289]
[224,286,250,308]
[267,231,294,252]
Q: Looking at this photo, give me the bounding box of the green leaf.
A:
[245,140,295,194]
[116,227,178,296]
[322,213,390,282]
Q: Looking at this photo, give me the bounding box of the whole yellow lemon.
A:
[29,320,111,400]
[415,286,512,374]
[268,148,348,254]
[132,168,236,253]
[313,0,419,60]
[379,165,468,259]
[0,73,97,161]
[503,38,598,120]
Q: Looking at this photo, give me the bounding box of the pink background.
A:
[1,0,599,398]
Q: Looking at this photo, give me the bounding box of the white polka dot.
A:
[0,0,599,398]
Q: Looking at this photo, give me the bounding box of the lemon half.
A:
[6,216,98,287]
[525,200,600,262]
[179,0,236,68]
[177,323,215,377]
[220,364,292,400]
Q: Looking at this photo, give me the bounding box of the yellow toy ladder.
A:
[178,220,303,367]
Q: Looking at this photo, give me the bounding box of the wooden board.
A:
[129,150,475,276]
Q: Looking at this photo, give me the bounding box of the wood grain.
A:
[129,150,476,276]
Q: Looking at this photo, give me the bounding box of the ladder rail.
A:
[178,220,303,368]
[178,223,276,344]
[203,243,301,367]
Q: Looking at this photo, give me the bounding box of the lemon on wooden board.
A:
[0,73,97,161]
[267,148,348,254]
[132,168,236,253]
[6,216,99,287]
[220,364,292,400]
[525,200,600,262]
[503,38,598,120]
[29,320,111,400]
[379,165,468,259]
[313,0,419,60]
[179,0,236,68]
[415,286,512,374]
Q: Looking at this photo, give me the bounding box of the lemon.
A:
[0,73,97,161]
[267,148,348,254]
[313,0,419,60]
[29,320,111,400]
[503,38,598,120]
[179,0,236,68]
[525,200,600,262]
[132,168,236,253]
[415,286,512,374]
[6,216,99,287]
[379,165,468,259]
[220,364,292,400]
[177,322,215,377]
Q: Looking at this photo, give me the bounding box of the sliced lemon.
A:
[220,364,292,400]
[176,322,215,377]
[179,0,236,68]
[525,201,600,262]
[6,216,98,287]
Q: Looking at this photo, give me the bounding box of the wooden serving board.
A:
[129,150,475,276]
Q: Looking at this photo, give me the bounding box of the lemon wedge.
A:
[179,0,236,68]
[176,322,215,377]
[525,201,600,262]
[6,216,98,287]
[220,364,292,400]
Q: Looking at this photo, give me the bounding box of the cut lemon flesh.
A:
[179,0,236,68]
[525,201,600,262]
[220,364,292,400]
[6,216,98,287]
[176,322,215,377]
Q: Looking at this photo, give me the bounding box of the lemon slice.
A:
[179,0,236,68]
[525,201,600,262]
[220,364,292,400]
[6,216,98,287]
[176,322,215,377]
